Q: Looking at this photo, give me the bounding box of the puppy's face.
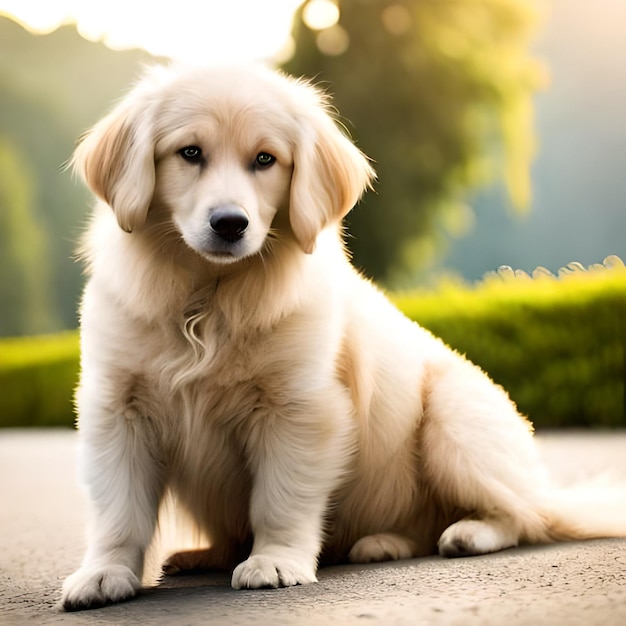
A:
[153,97,295,264]
[73,65,375,262]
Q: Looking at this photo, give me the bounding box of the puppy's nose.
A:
[209,205,249,242]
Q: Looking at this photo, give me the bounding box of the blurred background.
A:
[1,0,625,338]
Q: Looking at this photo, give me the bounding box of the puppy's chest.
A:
[142,317,277,424]
[127,300,330,434]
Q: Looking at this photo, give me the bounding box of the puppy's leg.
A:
[231,395,352,590]
[62,409,165,611]
[420,358,551,558]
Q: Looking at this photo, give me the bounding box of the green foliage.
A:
[1,264,623,429]
[394,261,626,427]
[0,332,79,427]
[0,137,57,335]
[283,0,544,284]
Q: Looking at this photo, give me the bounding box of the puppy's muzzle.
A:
[209,205,249,243]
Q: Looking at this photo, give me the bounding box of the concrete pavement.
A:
[1,429,625,625]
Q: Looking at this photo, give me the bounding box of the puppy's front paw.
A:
[231,555,317,590]
[61,564,140,611]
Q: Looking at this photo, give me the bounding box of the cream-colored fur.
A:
[61,64,626,611]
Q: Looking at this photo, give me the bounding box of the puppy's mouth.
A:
[193,238,248,264]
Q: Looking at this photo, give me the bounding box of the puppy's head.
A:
[73,64,375,261]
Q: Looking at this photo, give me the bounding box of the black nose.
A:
[209,206,249,243]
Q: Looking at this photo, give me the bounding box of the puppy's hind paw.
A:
[438,519,518,558]
[348,533,418,563]
[61,564,140,611]
[162,547,228,576]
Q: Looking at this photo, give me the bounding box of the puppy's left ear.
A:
[290,106,375,254]
[72,94,156,233]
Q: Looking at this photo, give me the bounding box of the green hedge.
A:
[1,261,624,428]
[0,332,79,427]
[394,261,625,428]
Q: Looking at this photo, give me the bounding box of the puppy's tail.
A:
[540,479,626,541]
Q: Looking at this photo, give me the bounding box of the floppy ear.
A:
[290,109,376,254]
[72,95,156,233]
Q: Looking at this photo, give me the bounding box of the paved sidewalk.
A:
[1,429,625,625]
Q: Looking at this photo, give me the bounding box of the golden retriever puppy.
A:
[61,64,625,611]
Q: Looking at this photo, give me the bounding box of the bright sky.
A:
[0,0,327,63]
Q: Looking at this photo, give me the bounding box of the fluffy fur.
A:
[61,64,626,611]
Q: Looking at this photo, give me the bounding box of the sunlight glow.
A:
[0,0,304,62]
[302,0,340,31]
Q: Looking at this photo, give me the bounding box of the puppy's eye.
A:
[178,146,203,163]
[255,152,276,169]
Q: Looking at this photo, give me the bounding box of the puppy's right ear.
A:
[72,95,155,233]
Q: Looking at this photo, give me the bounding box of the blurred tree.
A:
[283,0,544,285]
[0,78,87,333]
[0,16,156,336]
[0,137,57,335]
